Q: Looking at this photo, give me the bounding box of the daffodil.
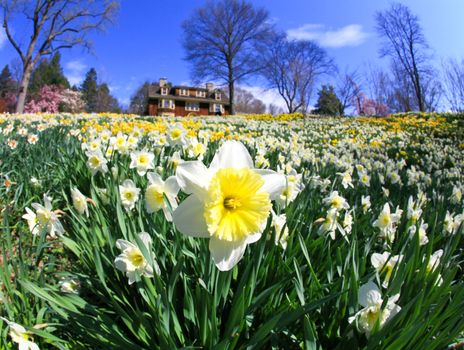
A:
[130,149,155,176]
[22,208,39,236]
[86,150,108,176]
[71,187,89,217]
[29,194,64,238]
[119,179,140,211]
[348,281,401,336]
[371,252,403,288]
[145,172,179,221]
[271,211,289,250]
[374,203,402,244]
[0,317,41,350]
[114,232,159,285]
[173,140,285,271]
[322,191,349,212]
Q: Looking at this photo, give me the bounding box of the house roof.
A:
[148,85,229,104]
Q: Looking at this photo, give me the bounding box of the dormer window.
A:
[179,88,188,96]
[215,92,221,100]
[196,90,206,98]
[159,99,174,109]
[161,87,168,95]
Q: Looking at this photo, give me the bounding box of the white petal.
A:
[209,237,247,271]
[147,172,164,187]
[245,233,262,244]
[371,253,387,269]
[209,140,253,171]
[254,169,286,200]
[116,239,135,251]
[114,256,128,272]
[138,232,152,248]
[176,161,210,198]
[172,195,210,237]
[164,176,180,195]
[359,281,382,307]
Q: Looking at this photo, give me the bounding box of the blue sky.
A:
[0,0,463,108]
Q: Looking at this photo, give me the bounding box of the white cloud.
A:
[239,85,288,112]
[0,27,6,49]
[64,60,88,86]
[287,24,369,48]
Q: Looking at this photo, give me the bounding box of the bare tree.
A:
[1,0,118,113]
[182,0,274,115]
[262,34,335,114]
[233,87,266,114]
[336,68,362,116]
[442,58,464,112]
[376,3,430,112]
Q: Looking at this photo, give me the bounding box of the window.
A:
[159,99,174,109]
[215,92,221,100]
[186,102,200,111]
[210,103,224,114]
[196,90,206,98]
[161,87,168,95]
[179,88,188,96]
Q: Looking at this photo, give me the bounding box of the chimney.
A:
[159,77,168,87]
[206,82,214,91]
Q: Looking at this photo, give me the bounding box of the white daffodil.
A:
[30,194,64,238]
[22,207,40,236]
[114,232,159,285]
[371,252,403,288]
[318,208,338,240]
[361,195,371,214]
[130,150,155,176]
[374,203,402,244]
[86,150,108,175]
[185,137,207,160]
[271,211,289,250]
[167,124,186,146]
[426,249,443,286]
[275,169,304,207]
[71,187,90,217]
[59,278,80,294]
[322,191,350,212]
[173,140,285,271]
[348,281,401,336]
[0,317,41,350]
[145,172,180,221]
[119,180,140,211]
[168,151,183,170]
[451,186,462,204]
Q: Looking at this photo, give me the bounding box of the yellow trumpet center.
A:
[204,168,271,242]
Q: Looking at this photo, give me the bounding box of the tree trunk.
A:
[229,80,235,115]
[16,63,34,113]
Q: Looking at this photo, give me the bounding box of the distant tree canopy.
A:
[80,68,121,113]
[234,87,266,114]
[262,34,335,114]
[29,53,70,94]
[313,85,343,116]
[182,0,274,115]
[129,81,153,115]
[0,65,17,98]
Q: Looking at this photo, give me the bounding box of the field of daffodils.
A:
[0,112,463,349]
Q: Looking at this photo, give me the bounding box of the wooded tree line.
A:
[0,54,121,113]
[2,0,464,115]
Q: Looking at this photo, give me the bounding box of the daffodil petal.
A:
[176,161,210,198]
[147,172,164,186]
[173,195,210,237]
[115,239,135,251]
[255,169,286,200]
[209,140,253,171]
[209,237,247,271]
[165,176,180,195]
[359,281,382,307]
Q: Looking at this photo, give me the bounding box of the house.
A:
[147,78,230,117]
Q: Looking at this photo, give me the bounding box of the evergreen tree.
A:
[81,68,99,112]
[0,65,16,97]
[313,85,343,116]
[97,83,121,113]
[29,53,70,94]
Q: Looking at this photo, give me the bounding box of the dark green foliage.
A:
[314,85,343,116]
[0,65,16,97]
[129,81,152,115]
[80,68,99,113]
[29,53,70,94]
